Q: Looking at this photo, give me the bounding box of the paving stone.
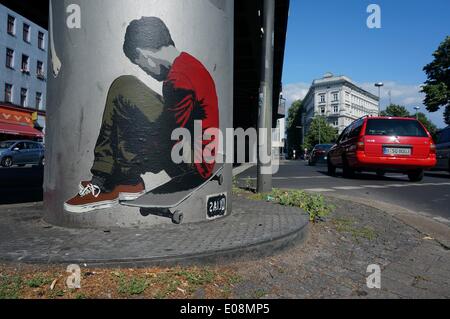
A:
[0,196,309,266]
[228,197,450,299]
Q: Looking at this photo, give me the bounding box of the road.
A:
[1,162,449,224]
[236,160,450,224]
[0,166,43,205]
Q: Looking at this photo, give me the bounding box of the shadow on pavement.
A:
[425,171,450,179]
[0,166,43,205]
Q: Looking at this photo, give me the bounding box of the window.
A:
[7,15,15,35]
[333,119,338,126]
[6,48,14,68]
[365,119,428,137]
[349,120,364,139]
[332,92,339,102]
[36,92,42,109]
[23,23,30,43]
[15,142,26,150]
[333,105,339,113]
[21,55,29,73]
[319,94,326,103]
[20,88,28,107]
[38,32,45,50]
[321,107,325,114]
[4,84,13,103]
[37,61,44,78]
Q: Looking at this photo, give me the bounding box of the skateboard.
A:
[121,166,225,224]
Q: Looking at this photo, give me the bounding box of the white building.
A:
[303,73,380,135]
[0,3,48,138]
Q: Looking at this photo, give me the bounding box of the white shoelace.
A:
[78,183,101,198]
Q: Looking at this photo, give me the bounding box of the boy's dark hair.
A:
[123,17,175,62]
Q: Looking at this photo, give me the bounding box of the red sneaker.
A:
[79,181,146,201]
[64,183,120,213]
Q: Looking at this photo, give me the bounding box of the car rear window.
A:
[316,144,333,151]
[365,119,428,137]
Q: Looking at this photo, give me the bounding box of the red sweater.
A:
[163,52,219,179]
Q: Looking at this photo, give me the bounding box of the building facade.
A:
[0,3,48,140]
[303,73,380,135]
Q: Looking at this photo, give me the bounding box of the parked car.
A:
[435,126,450,173]
[0,140,45,168]
[327,117,436,182]
[308,144,333,166]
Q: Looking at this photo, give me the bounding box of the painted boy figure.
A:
[65,17,219,213]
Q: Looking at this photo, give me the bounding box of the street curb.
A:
[322,193,450,249]
[0,196,310,268]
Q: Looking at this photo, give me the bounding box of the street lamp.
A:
[414,106,421,119]
[375,82,384,113]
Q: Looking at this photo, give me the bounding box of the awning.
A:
[0,122,44,138]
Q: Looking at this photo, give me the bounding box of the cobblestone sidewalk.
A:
[224,197,450,299]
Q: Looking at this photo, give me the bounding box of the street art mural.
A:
[63,17,223,222]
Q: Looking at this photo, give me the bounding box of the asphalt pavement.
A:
[0,166,43,205]
[237,160,450,224]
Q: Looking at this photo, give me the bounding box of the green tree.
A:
[303,116,338,151]
[421,36,450,125]
[417,112,438,140]
[286,100,304,154]
[380,104,411,117]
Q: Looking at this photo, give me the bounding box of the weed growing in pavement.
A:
[333,218,377,241]
[251,189,334,223]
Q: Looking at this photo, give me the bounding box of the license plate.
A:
[207,193,227,220]
[383,147,411,156]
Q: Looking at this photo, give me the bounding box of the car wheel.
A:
[39,157,45,167]
[342,157,354,178]
[408,170,424,182]
[1,157,13,168]
[327,158,336,176]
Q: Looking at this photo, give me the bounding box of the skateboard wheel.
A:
[218,174,224,186]
[172,211,183,225]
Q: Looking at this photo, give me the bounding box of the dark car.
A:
[0,140,45,168]
[308,144,333,166]
[435,126,450,173]
[327,117,436,182]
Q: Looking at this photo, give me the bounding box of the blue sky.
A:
[282,0,450,128]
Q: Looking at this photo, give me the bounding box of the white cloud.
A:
[283,82,310,108]
[283,80,446,128]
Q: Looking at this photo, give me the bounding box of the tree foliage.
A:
[422,36,450,125]
[303,116,338,151]
[286,100,304,153]
[380,104,410,117]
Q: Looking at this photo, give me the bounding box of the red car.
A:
[327,116,436,182]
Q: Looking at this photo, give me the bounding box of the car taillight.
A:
[357,138,365,152]
[430,142,436,155]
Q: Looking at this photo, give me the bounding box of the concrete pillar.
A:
[44,0,234,228]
